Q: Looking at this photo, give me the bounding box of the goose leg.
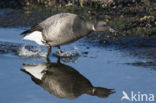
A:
[46,56,50,63]
[57,46,62,55]
[47,46,52,57]
[57,56,61,64]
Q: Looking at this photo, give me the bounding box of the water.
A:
[0,28,156,103]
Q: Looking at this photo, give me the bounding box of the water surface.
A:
[0,28,156,103]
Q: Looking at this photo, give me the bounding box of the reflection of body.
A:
[22,60,115,99]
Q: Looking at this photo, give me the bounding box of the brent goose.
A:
[21,13,115,58]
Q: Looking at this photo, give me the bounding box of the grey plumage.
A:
[40,13,94,46]
[22,13,93,46]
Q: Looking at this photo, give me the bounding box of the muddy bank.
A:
[0,0,155,36]
[0,0,132,8]
[0,0,155,8]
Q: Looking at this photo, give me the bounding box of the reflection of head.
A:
[22,62,115,99]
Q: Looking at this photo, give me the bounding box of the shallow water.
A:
[0,28,156,103]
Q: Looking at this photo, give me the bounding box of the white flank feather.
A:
[23,31,45,46]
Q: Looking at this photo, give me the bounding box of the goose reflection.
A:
[21,59,115,99]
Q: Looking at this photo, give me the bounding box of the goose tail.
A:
[20,24,43,36]
[20,29,31,36]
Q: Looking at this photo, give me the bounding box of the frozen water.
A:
[18,45,47,58]
[53,50,79,58]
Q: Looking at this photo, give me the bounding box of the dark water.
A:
[0,28,156,103]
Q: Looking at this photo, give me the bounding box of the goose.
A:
[20,13,115,58]
[21,60,115,99]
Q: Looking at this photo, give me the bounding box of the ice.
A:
[53,49,79,58]
[18,45,47,58]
